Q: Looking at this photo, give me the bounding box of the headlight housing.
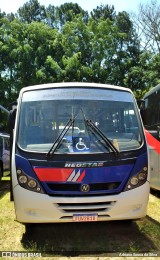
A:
[16,169,44,193]
[124,166,148,191]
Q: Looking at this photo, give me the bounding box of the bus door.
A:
[143,93,160,191]
[149,143,160,190]
[2,136,10,171]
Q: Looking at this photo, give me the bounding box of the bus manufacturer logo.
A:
[81,184,90,192]
[65,162,104,168]
[67,169,86,182]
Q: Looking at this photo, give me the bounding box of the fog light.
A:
[28,179,37,188]
[130,176,139,186]
[133,204,142,211]
[19,175,27,184]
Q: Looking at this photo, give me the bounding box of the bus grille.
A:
[57,201,116,214]
[47,182,120,192]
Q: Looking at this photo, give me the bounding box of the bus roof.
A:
[144,83,160,99]
[19,82,132,95]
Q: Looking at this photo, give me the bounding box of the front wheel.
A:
[24,223,37,234]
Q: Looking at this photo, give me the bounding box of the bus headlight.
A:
[124,166,148,191]
[19,175,28,184]
[16,169,44,194]
[130,176,139,186]
[138,171,147,180]
[28,179,37,189]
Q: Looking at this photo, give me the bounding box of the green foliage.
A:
[91,4,116,21]
[0,0,160,115]
[18,0,46,23]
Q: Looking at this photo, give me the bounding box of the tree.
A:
[18,0,46,23]
[0,15,64,106]
[14,21,64,85]
[55,3,88,30]
[124,51,160,96]
[90,4,116,21]
[61,15,92,81]
[61,11,141,86]
[1,1,158,108]
[0,17,22,105]
[114,11,141,89]
[45,5,57,28]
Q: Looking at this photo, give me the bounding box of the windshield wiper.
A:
[80,108,120,156]
[86,119,120,157]
[46,118,74,159]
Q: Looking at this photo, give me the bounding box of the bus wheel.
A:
[10,186,14,201]
[10,176,14,201]
[125,219,133,225]
[24,223,36,233]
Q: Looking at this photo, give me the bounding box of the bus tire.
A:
[125,219,133,225]
[24,223,36,234]
[10,174,14,201]
[10,184,14,201]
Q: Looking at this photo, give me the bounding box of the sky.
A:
[0,0,149,14]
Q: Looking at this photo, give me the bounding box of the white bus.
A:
[143,83,160,191]
[10,82,149,224]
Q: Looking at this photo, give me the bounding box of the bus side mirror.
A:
[157,126,160,140]
[137,99,145,124]
[8,108,17,153]
[137,99,145,109]
[8,109,17,131]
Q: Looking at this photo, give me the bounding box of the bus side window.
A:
[156,101,160,140]
[141,98,147,126]
[157,126,160,140]
[158,101,160,123]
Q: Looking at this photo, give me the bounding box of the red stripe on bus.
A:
[145,130,160,154]
[33,168,73,182]
[77,170,86,182]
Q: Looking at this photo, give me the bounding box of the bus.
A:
[10,82,149,224]
[0,133,10,184]
[143,83,160,191]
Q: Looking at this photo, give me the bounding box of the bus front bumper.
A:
[13,182,150,223]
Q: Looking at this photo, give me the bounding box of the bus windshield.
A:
[17,87,143,154]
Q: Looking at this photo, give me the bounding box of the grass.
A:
[0,179,160,259]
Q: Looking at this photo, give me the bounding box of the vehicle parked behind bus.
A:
[0,133,10,184]
[10,82,149,224]
[143,83,160,191]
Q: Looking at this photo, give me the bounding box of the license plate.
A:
[73,214,98,222]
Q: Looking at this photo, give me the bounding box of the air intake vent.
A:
[57,201,116,214]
